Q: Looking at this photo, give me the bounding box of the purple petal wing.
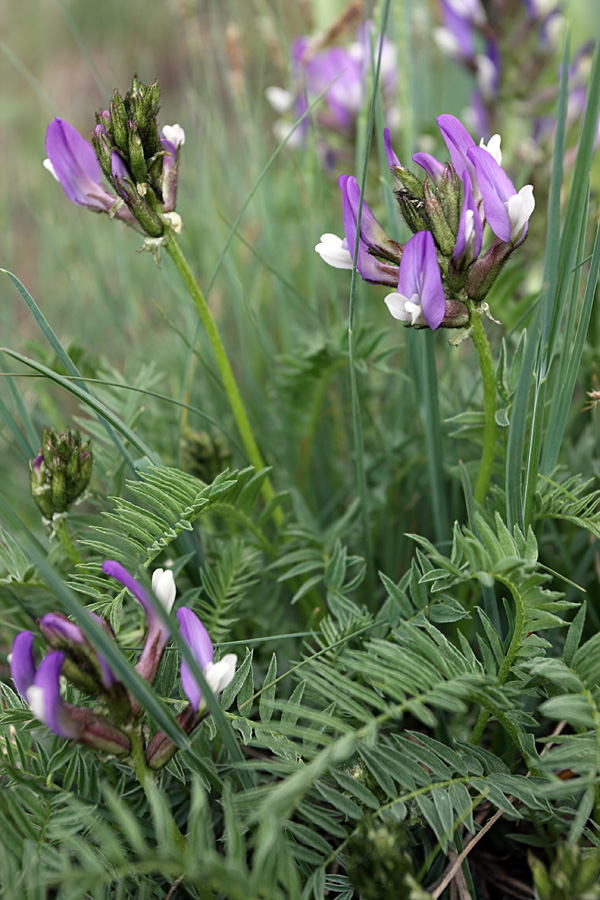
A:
[177,607,214,712]
[437,114,476,173]
[339,174,357,252]
[10,631,36,697]
[102,560,152,620]
[396,230,424,300]
[419,231,447,330]
[46,118,113,211]
[412,152,446,185]
[30,652,81,739]
[467,146,515,242]
[88,612,117,689]
[384,128,400,170]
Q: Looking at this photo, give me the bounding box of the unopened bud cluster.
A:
[30,427,93,520]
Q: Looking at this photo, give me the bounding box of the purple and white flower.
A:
[45,118,116,212]
[177,607,237,713]
[10,632,81,739]
[384,231,446,330]
[102,560,176,683]
[467,146,535,244]
[316,175,401,286]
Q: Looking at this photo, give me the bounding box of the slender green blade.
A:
[0,348,158,464]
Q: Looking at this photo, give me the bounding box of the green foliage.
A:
[2,2,600,897]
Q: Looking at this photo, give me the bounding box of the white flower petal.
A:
[479,133,502,166]
[507,184,535,242]
[384,292,426,326]
[26,686,46,723]
[205,654,237,694]
[315,233,353,269]
[162,124,185,148]
[273,119,304,148]
[152,568,176,613]
[475,55,498,101]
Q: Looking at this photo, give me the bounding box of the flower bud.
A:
[109,90,129,155]
[128,124,148,183]
[436,166,462,236]
[180,428,233,482]
[466,238,514,302]
[69,706,131,756]
[146,705,197,770]
[391,165,425,201]
[423,180,456,256]
[31,428,93,518]
[394,190,431,235]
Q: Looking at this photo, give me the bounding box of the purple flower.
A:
[10,633,81,740]
[27,652,82,739]
[268,23,399,159]
[39,611,116,690]
[31,454,43,478]
[159,127,184,212]
[177,607,237,713]
[384,230,446,330]
[102,561,175,683]
[339,174,401,284]
[437,114,478,189]
[45,118,116,212]
[316,175,401,286]
[453,175,483,268]
[467,146,535,244]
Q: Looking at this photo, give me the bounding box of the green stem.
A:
[130,727,216,900]
[468,302,498,506]
[54,517,82,565]
[163,230,281,526]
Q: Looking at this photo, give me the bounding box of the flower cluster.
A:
[316,114,535,330]
[266,21,399,167]
[29,427,93,521]
[44,76,184,238]
[9,562,236,770]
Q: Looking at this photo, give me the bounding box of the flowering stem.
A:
[54,517,82,566]
[468,302,497,505]
[163,229,281,525]
[130,726,216,899]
